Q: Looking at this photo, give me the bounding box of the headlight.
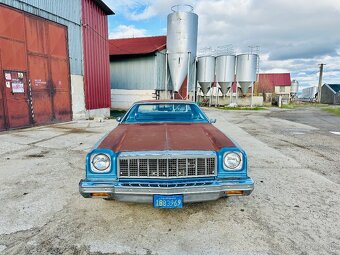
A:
[91,154,111,172]
[223,152,243,170]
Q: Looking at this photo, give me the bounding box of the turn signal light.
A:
[224,190,244,195]
[91,192,109,197]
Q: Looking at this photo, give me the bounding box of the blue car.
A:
[79,100,254,208]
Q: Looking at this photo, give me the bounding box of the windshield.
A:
[122,103,209,123]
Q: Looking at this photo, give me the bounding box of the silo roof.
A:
[327,84,340,93]
[109,36,166,56]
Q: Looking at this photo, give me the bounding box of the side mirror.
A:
[116,117,122,122]
[209,119,216,124]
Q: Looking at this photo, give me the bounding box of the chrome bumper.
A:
[79,178,254,203]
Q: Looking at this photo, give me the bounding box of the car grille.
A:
[120,181,214,187]
[118,153,216,179]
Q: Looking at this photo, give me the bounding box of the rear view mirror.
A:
[209,119,216,124]
[116,117,122,122]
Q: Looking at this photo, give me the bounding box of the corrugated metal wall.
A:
[82,0,110,110]
[110,50,171,91]
[155,50,172,91]
[0,0,83,75]
[110,55,156,90]
[321,85,340,105]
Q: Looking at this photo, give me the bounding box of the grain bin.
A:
[167,5,198,93]
[236,54,258,94]
[291,79,299,96]
[197,56,215,96]
[216,55,236,95]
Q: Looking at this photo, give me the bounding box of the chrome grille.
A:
[118,152,217,179]
[121,181,214,187]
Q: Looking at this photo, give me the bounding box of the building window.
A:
[280,86,285,93]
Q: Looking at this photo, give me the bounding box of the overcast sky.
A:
[103,0,340,90]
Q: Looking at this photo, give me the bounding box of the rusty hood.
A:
[97,123,235,152]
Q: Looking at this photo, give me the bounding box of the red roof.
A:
[109,36,166,56]
[226,73,291,92]
[258,73,291,86]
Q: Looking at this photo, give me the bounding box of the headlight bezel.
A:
[90,153,111,173]
[223,152,243,171]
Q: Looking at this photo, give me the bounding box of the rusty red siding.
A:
[0,4,72,130]
[82,0,111,110]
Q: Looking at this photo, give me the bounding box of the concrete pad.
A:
[0,110,339,255]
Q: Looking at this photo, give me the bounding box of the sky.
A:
[103,0,340,90]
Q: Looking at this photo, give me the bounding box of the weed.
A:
[321,106,340,116]
[217,106,266,111]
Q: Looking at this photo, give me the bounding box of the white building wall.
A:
[111,89,155,110]
[70,75,86,119]
[274,86,291,94]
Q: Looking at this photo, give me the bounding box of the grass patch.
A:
[321,106,340,116]
[280,102,316,109]
[281,103,301,109]
[217,106,266,111]
[263,102,272,107]
[280,102,330,109]
[110,109,127,119]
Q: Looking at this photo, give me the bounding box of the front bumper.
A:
[79,178,254,203]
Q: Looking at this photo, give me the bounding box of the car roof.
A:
[134,100,196,104]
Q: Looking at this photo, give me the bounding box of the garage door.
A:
[0,4,72,130]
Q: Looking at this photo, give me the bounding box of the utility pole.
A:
[318,64,325,103]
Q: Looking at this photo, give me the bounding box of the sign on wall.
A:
[12,81,25,93]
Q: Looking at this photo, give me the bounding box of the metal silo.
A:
[197,56,215,96]
[236,54,258,94]
[216,55,236,96]
[291,79,299,96]
[167,5,198,93]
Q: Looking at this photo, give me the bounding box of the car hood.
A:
[97,123,235,152]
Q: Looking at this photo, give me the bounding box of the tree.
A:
[255,75,273,101]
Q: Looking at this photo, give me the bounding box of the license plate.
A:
[153,195,183,209]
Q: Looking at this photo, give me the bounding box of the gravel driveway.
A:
[0,107,339,255]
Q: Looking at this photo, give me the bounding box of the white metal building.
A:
[109,36,170,109]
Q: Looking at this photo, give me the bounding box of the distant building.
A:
[255,73,291,101]
[321,84,340,105]
[301,86,318,100]
[109,36,169,109]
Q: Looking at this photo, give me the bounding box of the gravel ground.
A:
[0,107,339,255]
